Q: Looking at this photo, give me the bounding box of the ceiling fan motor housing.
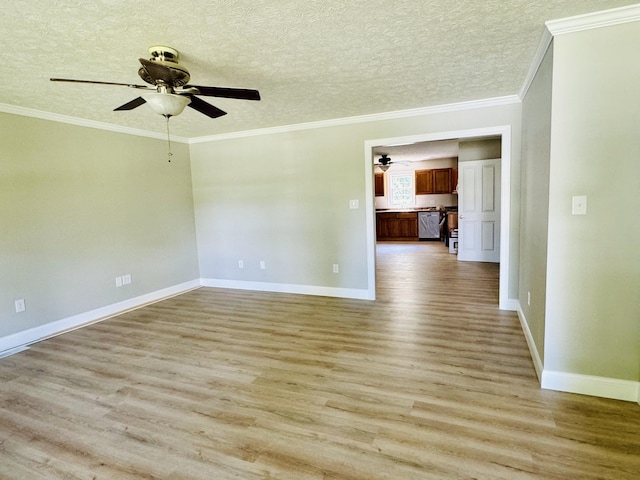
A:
[138,46,191,87]
[379,154,392,165]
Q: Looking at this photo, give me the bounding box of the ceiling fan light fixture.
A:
[379,164,390,172]
[143,93,190,117]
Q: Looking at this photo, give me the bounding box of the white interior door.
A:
[458,159,501,263]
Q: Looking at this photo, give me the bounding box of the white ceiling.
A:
[1,1,635,139]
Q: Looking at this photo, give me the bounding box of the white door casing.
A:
[458,159,501,263]
[364,124,514,310]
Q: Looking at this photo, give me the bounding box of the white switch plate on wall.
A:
[15,298,26,313]
[349,199,359,209]
[572,195,587,215]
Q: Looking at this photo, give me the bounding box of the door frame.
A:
[364,125,513,310]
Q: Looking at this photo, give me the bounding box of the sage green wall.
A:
[0,113,199,338]
[458,138,502,162]
[190,102,521,296]
[545,22,640,381]
[191,128,368,288]
[520,44,554,365]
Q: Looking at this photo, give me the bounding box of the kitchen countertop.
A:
[376,207,457,213]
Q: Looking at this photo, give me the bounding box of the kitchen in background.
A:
[374,136,501,253]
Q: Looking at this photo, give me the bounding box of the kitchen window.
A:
[388,173,415,207]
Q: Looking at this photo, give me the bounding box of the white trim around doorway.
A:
[364,125,515,310]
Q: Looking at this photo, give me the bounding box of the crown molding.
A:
[546,3,640,36]
[189,95,521,144]
[518,28,553,100]
[1,96,520,145]
[519,4,640,100]
[0,103,189,143]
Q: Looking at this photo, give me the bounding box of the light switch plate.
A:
[572,195,587,215]
[15,298,26,313]
[349,199,359,209]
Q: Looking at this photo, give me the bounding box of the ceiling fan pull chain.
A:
[165,115,173,163]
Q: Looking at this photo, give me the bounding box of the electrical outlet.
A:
[122,274,132,285]
[333,264,339,273]
[429,199,436,205]
[15,298,26,313]
[260,260,266,270]
[238,260,244,269]
[115,276,123,287]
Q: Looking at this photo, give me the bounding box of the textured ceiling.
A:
[0,0,636,138]
[372,140,459,163]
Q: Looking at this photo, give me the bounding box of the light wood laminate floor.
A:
[1,242,638,479]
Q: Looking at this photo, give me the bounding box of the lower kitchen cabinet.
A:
[376,212,418,240]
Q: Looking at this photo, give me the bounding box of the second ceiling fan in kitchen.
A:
[374,154,409,172]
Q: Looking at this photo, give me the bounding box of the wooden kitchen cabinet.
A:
[447,212,458,234]
[415,168,453,195]
[433,168,452,194]
[374,173,385,196]
[376,212,418,240]
[415,170,434,195]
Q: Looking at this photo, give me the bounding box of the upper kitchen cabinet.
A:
[452,168,458,194]
[415,169,434,195]
[433,168,452,194]
[415,168,452,195]
[374,173,385,196]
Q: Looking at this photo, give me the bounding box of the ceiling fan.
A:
[50,46,261,119]
[374,154,407,172]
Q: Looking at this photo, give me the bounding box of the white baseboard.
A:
[0,345,30,359]
[200,278,374,300]
[0,279,201,357]
[542,370,640,403]
[500,298,519,311]
[515,301,544,381]
[514,302,639,403]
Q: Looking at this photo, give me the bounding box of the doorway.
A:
[364,126,513,309]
